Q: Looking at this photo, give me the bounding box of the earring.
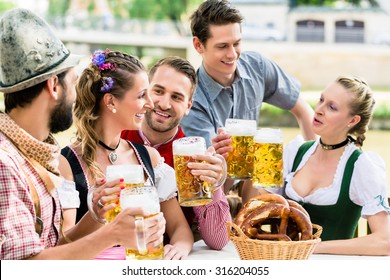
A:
[112,108,117,114]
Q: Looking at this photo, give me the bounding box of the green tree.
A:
[0,1,15,13]
[123,0,202,35]
[48,0,70,16]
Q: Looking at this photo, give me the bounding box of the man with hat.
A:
[0,8,165,259]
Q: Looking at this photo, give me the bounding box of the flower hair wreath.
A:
[92,48,115,93]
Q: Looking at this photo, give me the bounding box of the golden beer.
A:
[172,137,213,207]
[253,128,284,188]
[104,165,145,223]
[225,119,257,179]
[104,182,143,223]
[120,186,164,260]
[125,236,164,260]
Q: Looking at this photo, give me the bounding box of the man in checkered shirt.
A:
[0,8,165,259]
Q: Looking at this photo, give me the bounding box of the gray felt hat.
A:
[0,8,81,93]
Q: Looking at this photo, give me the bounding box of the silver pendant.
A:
[108,152,118,164]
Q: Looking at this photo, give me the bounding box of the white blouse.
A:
[146,158,178,203]
[282,136,390,219]
[57,179,80,209]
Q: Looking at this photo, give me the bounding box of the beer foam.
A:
[225,119,256,136]
[254,128,283,143]
[106,165,144,184]
[173,137,206,156]
[120,188,160,215]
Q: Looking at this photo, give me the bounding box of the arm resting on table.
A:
[193,187,232,250]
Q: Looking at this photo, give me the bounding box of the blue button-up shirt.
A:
[180,51,301,147]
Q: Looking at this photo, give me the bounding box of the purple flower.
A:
[101,77,114,93]
[92,49,115,71]
[92,50,106,67]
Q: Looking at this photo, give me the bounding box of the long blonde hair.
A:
[73,50,146,179]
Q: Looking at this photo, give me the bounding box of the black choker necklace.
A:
[98,139,120,164]
[319,136,352,150]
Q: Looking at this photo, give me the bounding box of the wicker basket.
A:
[227,222,322,260]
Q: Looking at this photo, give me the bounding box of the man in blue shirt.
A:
[180,0,316,203]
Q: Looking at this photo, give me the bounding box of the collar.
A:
[198,60,251,102]
[138,127,180,149]
[0,113,60,175]
[235,59,251,80]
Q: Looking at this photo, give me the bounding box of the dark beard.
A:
[145,109,179,133]
[49,93,73,134]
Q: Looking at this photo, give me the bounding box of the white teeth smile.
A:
[224,61,234,65]
[155,111,170,118]
[135,113,143,118]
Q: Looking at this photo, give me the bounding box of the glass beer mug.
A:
[253,128,284,188]
[104,165,144,223]
[172,136,213,206]
[120,185,164,260]
[225,118,257,179]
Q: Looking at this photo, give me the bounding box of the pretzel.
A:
[288,199,310,220]
[286,200,312,241]
[241,202,291,241]
[289,207,312,241]
[235,193,313,241]
[250,193,290,207]
[234,193,289,227]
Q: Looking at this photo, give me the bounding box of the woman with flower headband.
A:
[269,76,390,255]
[61,49,194,259]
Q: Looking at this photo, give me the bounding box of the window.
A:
[335,20,364,43]
[296,20,325,42]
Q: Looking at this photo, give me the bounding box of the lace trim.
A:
[160,194,177,203]
[287,140,353,202]
[331,142,355,190]
[128,142,155,187]
[67,146,92,189]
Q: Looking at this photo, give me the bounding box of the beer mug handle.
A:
[213,154,227,190]
[86,187,106,224]
[134,215,147,255]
